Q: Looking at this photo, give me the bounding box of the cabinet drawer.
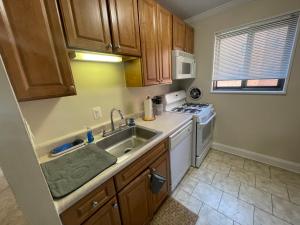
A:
[61,178,115,225]
[114,139,168,191]
[83,197,121,225]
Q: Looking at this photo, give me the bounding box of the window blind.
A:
[212,13,300,81]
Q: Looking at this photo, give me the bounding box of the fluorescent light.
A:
[73,52,122,63]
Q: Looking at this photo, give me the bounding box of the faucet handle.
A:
[102,129,107,137]
[118,120,127,129]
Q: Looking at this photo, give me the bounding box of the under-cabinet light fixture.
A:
[72,51,122,63]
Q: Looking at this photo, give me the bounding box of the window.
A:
[212,12,300,93]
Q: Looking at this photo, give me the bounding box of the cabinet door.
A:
[150,152,170,212]
[138,0,160,86]
[185,25,194,54]
[109,0,141,56]
[83,197,121,225]
[0,0,76,101]
[173,15,186,51]
[118,169,152,225]
[157,4,172,84]
[59,0,112,52]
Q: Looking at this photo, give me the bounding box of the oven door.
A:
[173,56,196,79]
[196,113,216,161]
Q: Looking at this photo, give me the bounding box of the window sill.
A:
[210,90,287,95]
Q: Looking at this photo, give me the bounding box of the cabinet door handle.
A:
[112,203,118,209]
[106,43,112,49]
[68,85,75,92]
[92,201,99,209]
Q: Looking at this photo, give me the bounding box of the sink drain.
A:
[124,148,132,154]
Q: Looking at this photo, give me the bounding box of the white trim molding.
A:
[185,0,253,25]
[212,142,300,173]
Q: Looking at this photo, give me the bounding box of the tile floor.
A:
[0,168,28,225]
[173,149,300,225]
[1,149,300,225]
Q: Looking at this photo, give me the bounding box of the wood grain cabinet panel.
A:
[138,0,160,86]
[114,140,167,191]
[118,169,152,225]
[108,0,141,56]
[125,0,172,86]
[0,0,76,101]
[185,25,194,54]
[61,178,115,225]
[172,16,194,53]
[157,4,172,84]
[58,0,112,52]
[150,152,170,213]
[82,197,121,225]
[173,15,186,51]
[60,139,170,225]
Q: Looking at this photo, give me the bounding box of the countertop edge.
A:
[53,113,193,214]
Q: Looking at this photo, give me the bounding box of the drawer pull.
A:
[92,201,99,208]
[112,203,118,209]
[106,43,112,49]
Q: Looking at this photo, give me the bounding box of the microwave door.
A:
[176,56,195,79]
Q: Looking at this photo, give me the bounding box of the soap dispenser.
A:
[86,127,94,143]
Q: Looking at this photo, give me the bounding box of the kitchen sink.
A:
[96,126,161,162]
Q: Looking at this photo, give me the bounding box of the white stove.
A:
[164,90,216,168]
[164,90,215,124]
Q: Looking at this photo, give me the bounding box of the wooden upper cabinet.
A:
[172,15,194,53]
[138,0,160,86]
[58,0,112,52]
[157,4,172,84]
[118,169,152,225]
[185,25,194,54]
[108,0,141,56]
[0,0,76,101]
[173,15,186,51]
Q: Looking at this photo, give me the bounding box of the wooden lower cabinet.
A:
[150,152,170,213]
[61,140,170,225]
[118,151,170,225]
[118,169,152,225]
[83,197,121,225]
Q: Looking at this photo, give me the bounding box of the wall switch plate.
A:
[92,107,102,120]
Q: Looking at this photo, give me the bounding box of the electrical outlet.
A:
[92,107,102,120]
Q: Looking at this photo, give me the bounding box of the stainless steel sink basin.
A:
[95,126,161,162]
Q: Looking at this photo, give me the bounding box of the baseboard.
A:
[212,142,300,173]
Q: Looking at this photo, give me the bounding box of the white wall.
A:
[20,61,178,146]
[187,0,300,163]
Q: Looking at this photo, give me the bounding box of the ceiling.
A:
[156,0,233,19]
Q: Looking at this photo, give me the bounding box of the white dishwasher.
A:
[169,120,193,191]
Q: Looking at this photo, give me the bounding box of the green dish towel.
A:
[41,144,117,199]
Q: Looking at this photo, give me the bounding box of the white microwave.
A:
[172,50,196,79]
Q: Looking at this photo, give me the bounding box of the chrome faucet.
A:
[103,108,126,137]
[110,108,125,131]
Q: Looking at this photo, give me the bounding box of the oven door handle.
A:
[198,112,216,126]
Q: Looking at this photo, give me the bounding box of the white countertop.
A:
[52,112,193,214]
